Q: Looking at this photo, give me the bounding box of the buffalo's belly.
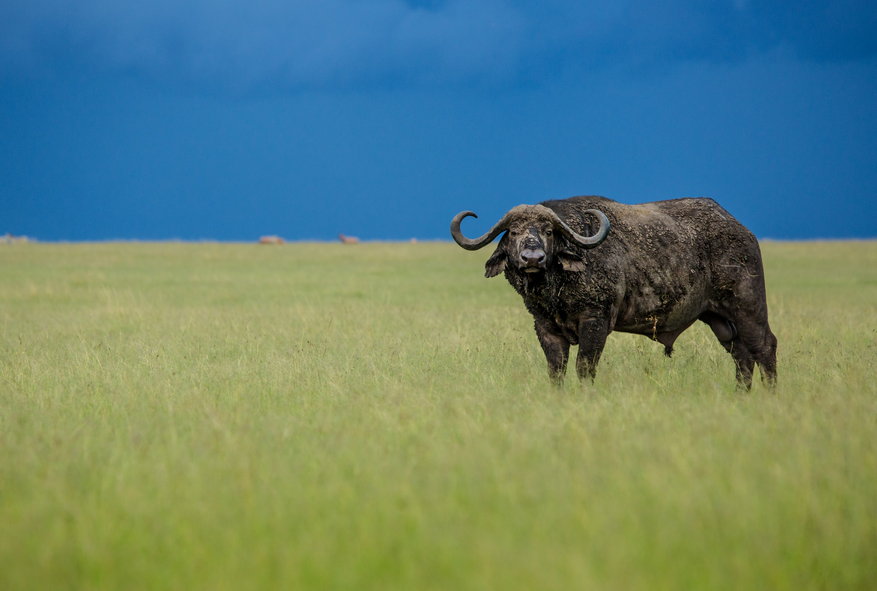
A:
[614,278,710,335]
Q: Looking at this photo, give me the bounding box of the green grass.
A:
[1,240,876,590]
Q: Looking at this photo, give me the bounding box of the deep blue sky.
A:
[2,1,876,241]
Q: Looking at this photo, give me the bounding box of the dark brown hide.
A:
[451,196,777,389]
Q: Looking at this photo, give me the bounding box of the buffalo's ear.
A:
[557,249,586,273]
[484,243,507,278]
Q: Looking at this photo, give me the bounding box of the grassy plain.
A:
[1,240,876,590]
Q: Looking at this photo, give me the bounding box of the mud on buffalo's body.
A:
[450,196,777,388]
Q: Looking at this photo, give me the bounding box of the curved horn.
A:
[548,208,610,248]
[450,210,512,251]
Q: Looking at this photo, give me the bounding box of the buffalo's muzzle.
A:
[520,249,546,271]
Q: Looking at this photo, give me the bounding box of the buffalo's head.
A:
[450,204,609,278]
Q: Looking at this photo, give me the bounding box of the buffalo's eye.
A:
[545,229,553,237]
[509,230,519,237]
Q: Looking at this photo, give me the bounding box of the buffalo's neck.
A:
[505,258,624,338]
[506,267,575,318]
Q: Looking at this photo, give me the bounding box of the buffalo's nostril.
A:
[520,249,546,266]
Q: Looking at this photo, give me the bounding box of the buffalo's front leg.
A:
[576,318,610,382]
[534,317,570,385]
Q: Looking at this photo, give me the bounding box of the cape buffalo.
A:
[450,196,777,389]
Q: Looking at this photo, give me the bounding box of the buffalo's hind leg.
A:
[701,312,751,388]
[731,343,757,390]
[755,330,778,387]
[701,312,776,390]
[730,317,777,389]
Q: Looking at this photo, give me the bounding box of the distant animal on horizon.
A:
[338,233,360,244]
[3,233,31,244]
[450,196,777,389]
[259,235,285,244]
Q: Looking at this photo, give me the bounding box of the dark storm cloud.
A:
[2,1,876,89]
